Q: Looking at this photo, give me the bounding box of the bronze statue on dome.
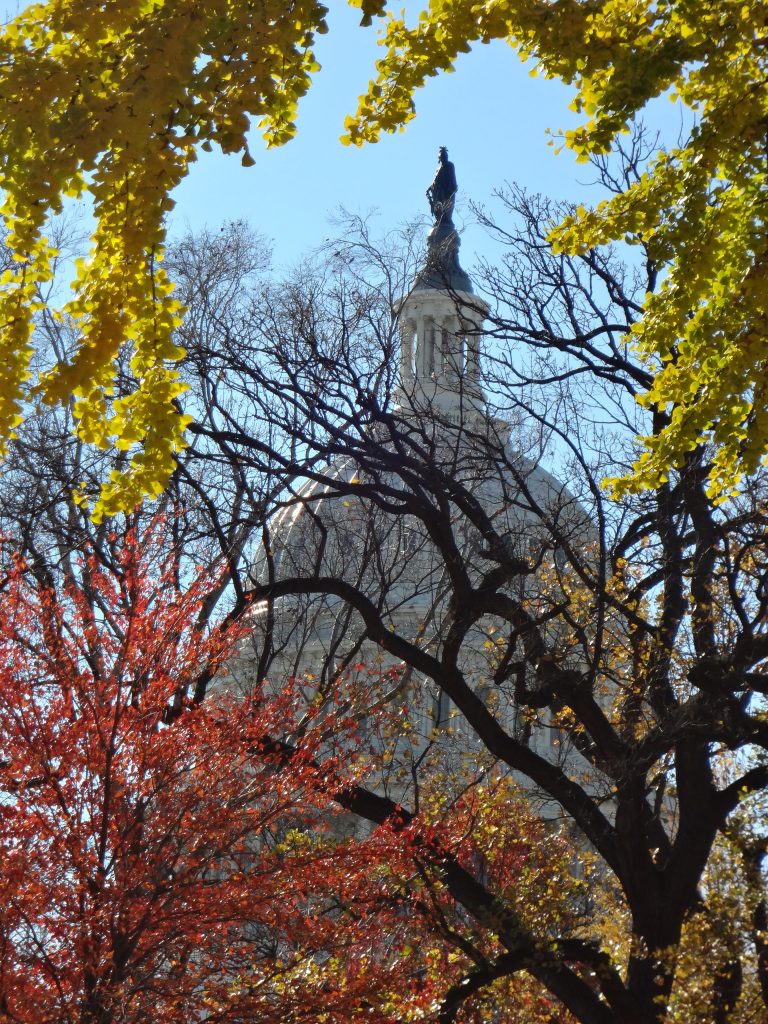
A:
[426,146,457,224]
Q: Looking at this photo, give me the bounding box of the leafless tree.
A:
[186,196,767,1022]
[2,157,767,1023]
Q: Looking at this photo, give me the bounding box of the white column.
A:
[466,334,481,382]
[400,319,415,384]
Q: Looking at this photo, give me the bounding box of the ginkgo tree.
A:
[3,0,765,515]
[0,0,390,520]
[344,0,768,498]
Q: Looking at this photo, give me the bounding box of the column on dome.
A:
[465,331,481,383]
[406,313,436,382]
[409,313,421,381]
[439,325,449,379]
[417,317,436,378]
[428,319,437,377]
[439,313,465,386]
[395,283,489,418]
[400,317,416,385]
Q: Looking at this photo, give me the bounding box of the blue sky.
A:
[169,5,594,271]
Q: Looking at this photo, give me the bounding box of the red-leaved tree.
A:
[0,520,589,1023]
[0,522,410,1023]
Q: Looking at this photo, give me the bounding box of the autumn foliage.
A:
[0,530,292,1019]
[0,523,375,1022]
[347,0,768,497]
[0,0,765,509]
[0,520,587,1023]
[0,0,389,517]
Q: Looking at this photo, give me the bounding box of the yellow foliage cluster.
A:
[0,0,388,518]
[344,0,768,498]
[4,0,766,511]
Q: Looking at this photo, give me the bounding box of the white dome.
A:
[229,222,600,810]
[248,418,589,684]
[241,251,592,680]
[230,185,604,813]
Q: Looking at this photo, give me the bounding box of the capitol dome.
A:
[241,153,591,764]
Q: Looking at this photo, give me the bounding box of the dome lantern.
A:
[396,147,489,422]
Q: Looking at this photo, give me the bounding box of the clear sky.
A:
[169,5,594,272]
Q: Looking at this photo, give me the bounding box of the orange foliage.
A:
[0,523,579,1023]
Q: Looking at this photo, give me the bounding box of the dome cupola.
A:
[396,147,489,422]
[242,149,589,752]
